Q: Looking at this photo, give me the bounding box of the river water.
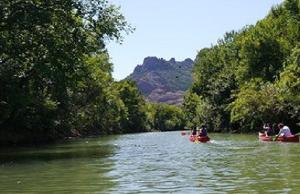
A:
[1,131,300,193]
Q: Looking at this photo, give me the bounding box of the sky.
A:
[107,0,284,80]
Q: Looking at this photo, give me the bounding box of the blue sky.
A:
[107,0,284,80]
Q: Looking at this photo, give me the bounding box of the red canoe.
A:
[258,132,299,143]
[189,135,210,143]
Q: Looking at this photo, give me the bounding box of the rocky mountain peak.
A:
[126,56,194,105]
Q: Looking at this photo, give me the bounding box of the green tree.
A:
[277,45,300,126]
[116,80,148,133]
[185,0,300,132]
[152,103,185,131]
[0,0,131,144]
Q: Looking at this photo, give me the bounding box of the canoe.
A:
[189,135,210,143]
[181,131,187,135]
[258,132,299,142]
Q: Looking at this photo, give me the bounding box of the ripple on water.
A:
[2,132,300,193]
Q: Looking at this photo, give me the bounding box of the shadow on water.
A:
[0,135,121,194]
[0,136,119,164]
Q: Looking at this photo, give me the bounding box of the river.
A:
[1,131,300,193]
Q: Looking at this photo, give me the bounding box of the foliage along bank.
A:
[0,0,135,144]
[183,0,300,133]
[4,0,300,145]
[0,0,186,145]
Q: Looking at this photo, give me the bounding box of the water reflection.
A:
[0,136,119,193]
[0,137,118,163]
[1,132,300,193]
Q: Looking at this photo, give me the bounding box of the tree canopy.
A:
[184,0,300,133]
[0,0,138,144]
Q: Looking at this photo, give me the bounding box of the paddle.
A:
[272,132,300,141]
[194,136,199,144]
[272,135,278,141]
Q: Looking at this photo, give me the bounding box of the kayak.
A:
[181,131,187,136]
[189,135,210,143]
[258,132,299,143]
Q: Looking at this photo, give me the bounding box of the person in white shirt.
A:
[277,123,292,137]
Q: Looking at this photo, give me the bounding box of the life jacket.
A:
[200,128,207,137]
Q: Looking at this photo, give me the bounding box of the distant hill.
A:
[126,57,194,105]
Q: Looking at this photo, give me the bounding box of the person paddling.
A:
[276,123,292,138]
[198,125,208,137]
[191,126,197,136]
